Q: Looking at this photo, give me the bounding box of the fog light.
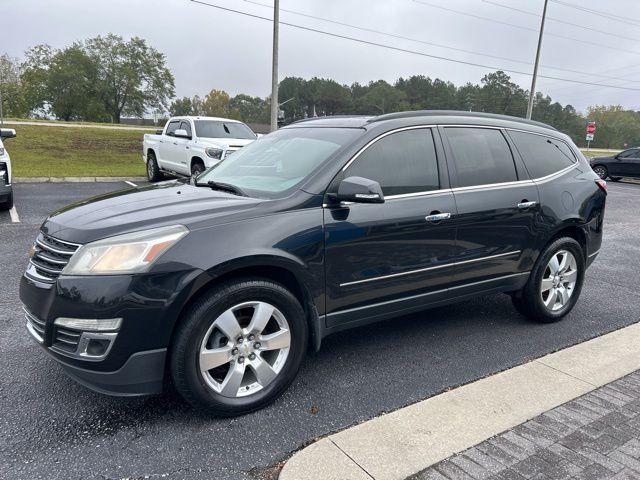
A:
[54,317,122,332]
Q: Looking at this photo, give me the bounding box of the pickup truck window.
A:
[194,120,256,140]
[166,121,181,136]
[198,127,361,198]
[180,121,192,137]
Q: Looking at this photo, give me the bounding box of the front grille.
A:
[53,326,81,353]
[24,308,46,343]
[27,233,81,284]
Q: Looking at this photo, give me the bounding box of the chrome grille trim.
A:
[27,233,81,284]
[24,307,45,343]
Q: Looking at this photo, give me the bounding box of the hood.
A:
[198,137,255,149]
[42,180,264,244]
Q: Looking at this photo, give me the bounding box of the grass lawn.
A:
[5,123,146,177]
[580,148,620,158]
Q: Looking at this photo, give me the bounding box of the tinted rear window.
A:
[445,127,517,187]
[509,131,576,179]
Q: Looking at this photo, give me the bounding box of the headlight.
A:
[62,225,188,275]
[206,147,223,159]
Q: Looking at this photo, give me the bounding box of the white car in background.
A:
[0,128,16,210]
[143,116,258,182]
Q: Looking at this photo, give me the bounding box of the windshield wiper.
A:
[204,180,247,197]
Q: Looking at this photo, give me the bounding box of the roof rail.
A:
[367,110,557,131]
[290,115,370,125]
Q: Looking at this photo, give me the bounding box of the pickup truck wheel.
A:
[191,162,205,179]
[146,152,164,182]
[511,237,585,323]
[170,278,307,415]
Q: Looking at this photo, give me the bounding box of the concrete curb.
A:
[279,322,640,480]
[13,177,147,183]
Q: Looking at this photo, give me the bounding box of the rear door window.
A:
[345,128,439,196]
[508,131,577,179]
[445,127,518,187]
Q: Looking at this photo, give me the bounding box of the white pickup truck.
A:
[143,116,257,182]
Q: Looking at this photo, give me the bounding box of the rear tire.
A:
[609,176,622,182]
[0,191,13,211]
[511,237,585,323]
[146,152,164,182]
[170,278,308,415]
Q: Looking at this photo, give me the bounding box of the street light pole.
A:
[526,0,549,120]
[270,0,280,132]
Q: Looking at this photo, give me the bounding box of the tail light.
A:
[595,179,607,194]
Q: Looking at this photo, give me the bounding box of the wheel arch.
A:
[146,147,157,160]
[546,221,588,259]
[191,156,205,169]
[169,255,322,355]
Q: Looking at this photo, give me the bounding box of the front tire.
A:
[609,176,622,182]
[170,278,308,415]
[146,152,164,182]
[511,237,585,323]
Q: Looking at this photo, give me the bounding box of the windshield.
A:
[197,127,362,198]
[194,120,256,140]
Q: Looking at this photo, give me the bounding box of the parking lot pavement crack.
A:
[329,439,376,480]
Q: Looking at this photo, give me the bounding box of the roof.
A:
[170,116,244,124]
[286,110,557,132]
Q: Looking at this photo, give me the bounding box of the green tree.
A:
[228,94,268,123]
[85,34,175,123]
[201,89,230,117]
[45,44,104,121]
[0,54,29,118]
[170,97,195,116]
[356,80,406,114]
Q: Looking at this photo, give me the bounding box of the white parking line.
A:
[124,180,138,187]
[9,205,20,223]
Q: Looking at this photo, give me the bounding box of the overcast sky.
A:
[6,0,640,113]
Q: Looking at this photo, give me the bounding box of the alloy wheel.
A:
[540,250,578,311]
[199,301,291,398]
[593,166,607,179]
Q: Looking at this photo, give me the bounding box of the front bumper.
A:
[19,268,204,396]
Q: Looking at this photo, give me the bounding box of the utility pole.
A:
[270,0,280,132]
[526,0,549,120]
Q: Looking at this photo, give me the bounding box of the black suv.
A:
[20,111,606,415]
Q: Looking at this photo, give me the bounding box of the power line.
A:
[550,0,640,27]
[240,0,640,84]
[483,0,640,43]
[189,0,640,92]
[413,0,640,57]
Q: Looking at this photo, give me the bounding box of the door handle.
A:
[425,212,451,222]
[517,201,537,209]
[173,142,178,145]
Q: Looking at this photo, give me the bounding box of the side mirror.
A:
[0,128,16,139]
[174,129,191,139]
[156,129,163,135]
[335,176,385,204]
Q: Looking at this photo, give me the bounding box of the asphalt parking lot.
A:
[1,180,640,480]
